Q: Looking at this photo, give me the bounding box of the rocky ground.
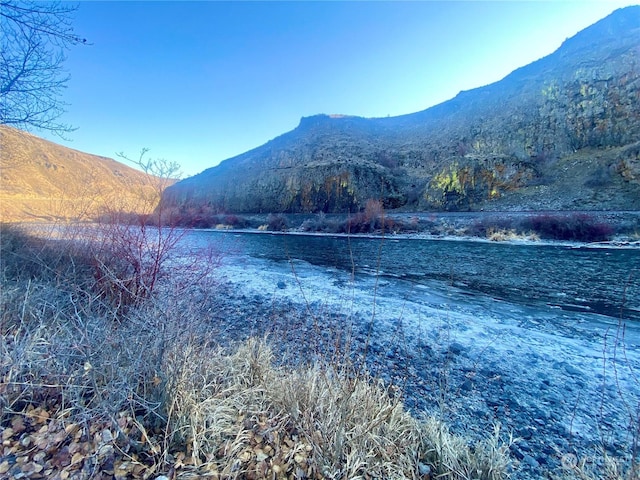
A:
[202,278,640,480]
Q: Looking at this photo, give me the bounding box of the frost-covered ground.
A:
[203,248,640,479]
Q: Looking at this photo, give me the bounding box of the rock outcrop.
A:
[164,6,640,213]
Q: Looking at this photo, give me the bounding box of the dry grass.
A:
[1,308,512,479]
[269,366,418,478]
[554,453,639,480]
[0,125,162,223]
[486,228,540,242]
[161,337,512,480]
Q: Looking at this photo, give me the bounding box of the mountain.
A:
[163,6,640,213]
[0,126,159,222]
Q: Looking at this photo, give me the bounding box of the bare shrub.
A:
[466,216,517,238]
[345,199,384,234]
[521,213,614,242]
[339,199,407,234]
[487,228,540,242]
[266,213,288,231]
[584,165,614,188]
[301,212,343,233]
[90,149,187,308]
[0,229,216,426]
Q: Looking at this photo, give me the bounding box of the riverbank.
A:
[14,209,640,250]
[205,251,640,480]
[2,223,638,479]
[192,209,640,247]
[199,225,640,250]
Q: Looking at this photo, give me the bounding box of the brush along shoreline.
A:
[189,209,640,247]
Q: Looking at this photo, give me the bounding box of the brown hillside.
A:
[0,126,163,223]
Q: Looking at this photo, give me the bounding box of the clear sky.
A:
[40,0,639,177]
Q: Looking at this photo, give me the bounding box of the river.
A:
[184,230,639,321]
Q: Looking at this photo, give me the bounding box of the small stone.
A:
[11,417,26,434]
[564,364,582,376]
[418,462,431,476]
[522,454,539,468]
[255,450,268,462]
[448,342,465,356]
[518,426,536,440]
[101,428,114,443]
[70,452,84,465]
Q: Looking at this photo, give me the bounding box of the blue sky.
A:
[41,1,639,177]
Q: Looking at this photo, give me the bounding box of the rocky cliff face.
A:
[163,6,640,213]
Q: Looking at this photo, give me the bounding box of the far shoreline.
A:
[186,209,640,249]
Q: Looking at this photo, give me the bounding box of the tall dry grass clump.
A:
[162,337,512,480]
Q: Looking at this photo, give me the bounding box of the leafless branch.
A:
[0,0,87,136]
